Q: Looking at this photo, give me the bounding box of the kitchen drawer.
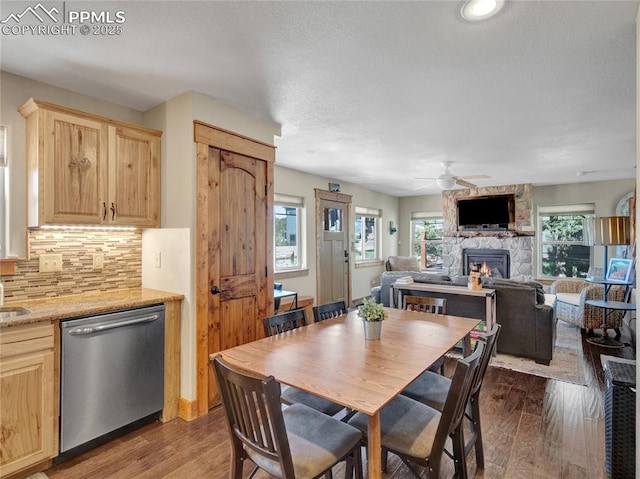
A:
[0,323,54,359]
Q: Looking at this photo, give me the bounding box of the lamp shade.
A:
[436,176,456,189]
[595,216,631,246]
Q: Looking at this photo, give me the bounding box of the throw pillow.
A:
[387,256,421,271]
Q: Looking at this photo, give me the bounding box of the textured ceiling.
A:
[1,0,637,196]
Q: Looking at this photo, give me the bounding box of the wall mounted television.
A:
[457,194,514,230]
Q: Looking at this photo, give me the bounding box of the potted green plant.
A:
[358,297,388,340]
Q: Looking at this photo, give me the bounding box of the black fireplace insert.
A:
[463,248,510,278]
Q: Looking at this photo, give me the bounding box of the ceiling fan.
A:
[415,161,490,190]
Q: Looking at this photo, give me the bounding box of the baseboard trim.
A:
[178,397,199,421]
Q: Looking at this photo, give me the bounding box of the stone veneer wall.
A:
[3,229,142,302]
[442,184,534,281]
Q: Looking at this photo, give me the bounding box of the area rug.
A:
[488,320,587,385]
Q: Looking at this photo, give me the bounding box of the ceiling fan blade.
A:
[459,174,490,180]
[455,178,477,188]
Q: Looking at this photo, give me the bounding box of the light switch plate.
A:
[39,253,63,272]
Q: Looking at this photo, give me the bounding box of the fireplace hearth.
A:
[463,248,510,278]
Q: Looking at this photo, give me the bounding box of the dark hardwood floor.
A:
[45,324,635,479]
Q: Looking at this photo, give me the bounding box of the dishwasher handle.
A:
[68,314,160,336]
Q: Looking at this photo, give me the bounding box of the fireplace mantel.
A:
[445,230,535,238]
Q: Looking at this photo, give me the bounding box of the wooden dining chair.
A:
[347,341,484,479]
[402,295,447,375]
[263,308,307,336]
[211,354,363,479]
[401,323,501,470]
[402,295,447,314]
[263,309,345,417]
[313,300,348,322]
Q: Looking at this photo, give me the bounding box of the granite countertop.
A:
[0,288,184,328]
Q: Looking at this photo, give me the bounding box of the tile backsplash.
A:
[3,229,142,302]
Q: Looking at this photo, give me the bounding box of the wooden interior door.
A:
[315,190,351,305]
[195,122,274,414]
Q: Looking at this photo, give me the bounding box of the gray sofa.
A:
[372,271,557,365]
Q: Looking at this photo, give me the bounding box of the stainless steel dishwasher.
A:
[57,304,165,462]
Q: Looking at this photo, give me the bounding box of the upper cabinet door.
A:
[108,126,160,227]
[43,110,108,225]
[20,98,162,228]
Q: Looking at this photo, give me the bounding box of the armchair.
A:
[550,279,625,336]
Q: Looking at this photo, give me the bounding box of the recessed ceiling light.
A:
[461,0,505,22]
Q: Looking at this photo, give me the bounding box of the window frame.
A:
[537,204,594,279]
[410,212,444,270]
[354,206,381,264]
[274,193,305,273]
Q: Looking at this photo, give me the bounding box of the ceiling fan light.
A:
[436,176,456,189]
[461,0,504,21]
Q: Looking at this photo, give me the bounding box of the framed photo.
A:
[605,257,633,283]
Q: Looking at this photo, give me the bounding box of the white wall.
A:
[398,193,445,255]
[142,91,281,400]
[274,165,399,300]
[141,228,191,397]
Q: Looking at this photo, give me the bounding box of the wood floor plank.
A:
[503,412,541,478]
[561,382,589,469]
[584,417,606,479]
[533,435,564,478]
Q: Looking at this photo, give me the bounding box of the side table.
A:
[585,300,635,348]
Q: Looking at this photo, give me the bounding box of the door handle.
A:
[211,286,223,295]
[68,314,160,335]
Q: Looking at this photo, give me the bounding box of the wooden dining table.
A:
[217,307,480,479]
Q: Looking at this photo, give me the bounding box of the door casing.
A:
[194,121,274,416]
[315,189,352,306]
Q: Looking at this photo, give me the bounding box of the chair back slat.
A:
[470,323,501,397]
[212,355,296,476]
[313,300,348,322]
[432,341,484,455]
[263,309,308,337]
[402,295,447,314]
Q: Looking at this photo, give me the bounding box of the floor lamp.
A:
[584,216,633,349]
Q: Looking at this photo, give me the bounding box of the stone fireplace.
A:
[463,248,510,278]
[441,184,534,281]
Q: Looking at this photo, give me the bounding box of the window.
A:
[410,212,444,269]
[538,204,594,278]
[354,206,380,262]
[274,194,304,272]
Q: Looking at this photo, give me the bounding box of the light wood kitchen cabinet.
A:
[0,323,56,477]
[20,98,161,227]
